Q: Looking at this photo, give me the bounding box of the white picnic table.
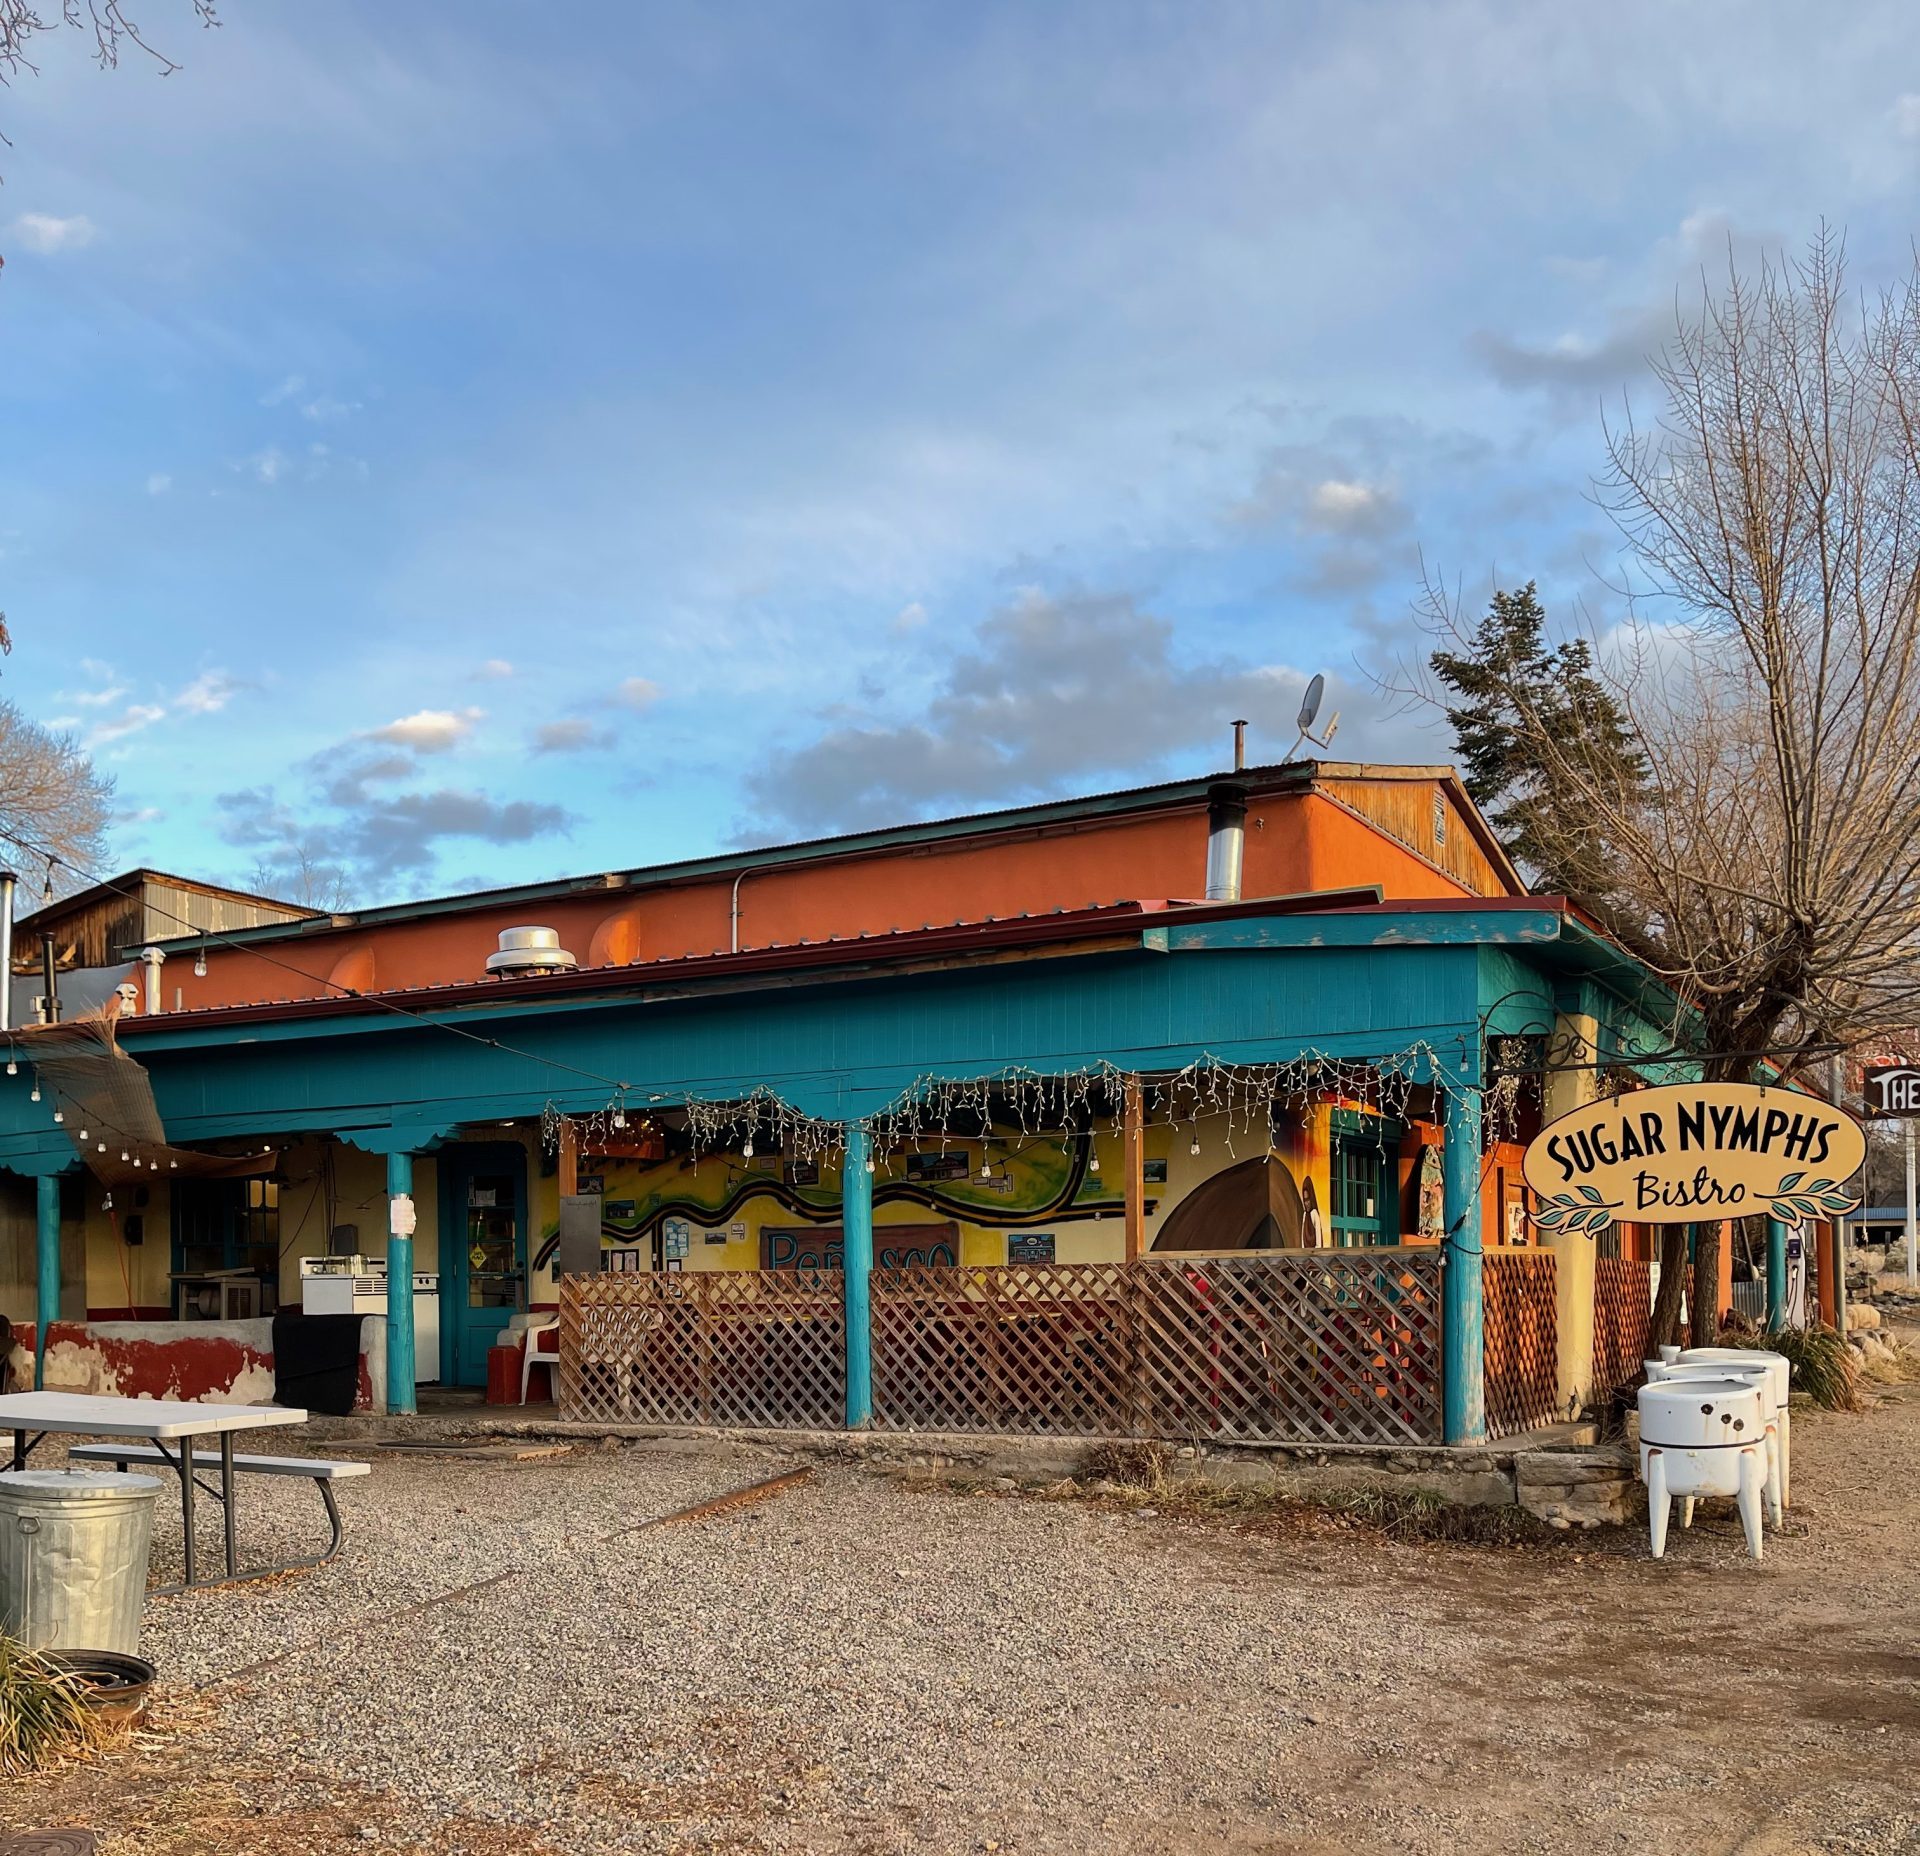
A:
[0,1390,312,1592]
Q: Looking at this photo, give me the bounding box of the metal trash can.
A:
[0,1471,162,1655]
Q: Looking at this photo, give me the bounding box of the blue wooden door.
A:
[440,1144,528,1386]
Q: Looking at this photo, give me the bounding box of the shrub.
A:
[0,1635,112,1777]
[1753,1323,1863,1412]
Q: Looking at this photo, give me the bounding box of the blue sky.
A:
[4,2,1920,903]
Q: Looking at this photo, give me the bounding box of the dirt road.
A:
[5,1382,1917,1855]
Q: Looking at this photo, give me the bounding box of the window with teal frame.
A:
[1327,1109,1403,1247]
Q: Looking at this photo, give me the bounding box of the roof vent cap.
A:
[485,925,578,979]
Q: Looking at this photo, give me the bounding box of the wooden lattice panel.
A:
[557,1271,845,1430]
[1132,1253,1444,1446]
[1481,1251,1560,1439]
[869,1254,1443,1445]
[869,1263,1133,1436]
[1591,1256,1653,1398]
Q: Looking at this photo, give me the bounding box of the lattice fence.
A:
[1482,1250,1559,1439]
[557,1270,845,1429]
[1591,1255,1653,1399]
[870,1253,1443,1445]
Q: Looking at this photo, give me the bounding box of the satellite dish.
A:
[1286,672,1341,759]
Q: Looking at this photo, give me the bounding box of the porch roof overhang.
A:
[0,898,1672,1173]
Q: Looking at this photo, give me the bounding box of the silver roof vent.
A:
[485,925,578,979]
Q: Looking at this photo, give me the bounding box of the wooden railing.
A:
[559,1251,1446,1445]
[556,1269,845,1429]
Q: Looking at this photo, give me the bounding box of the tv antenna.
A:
[1285,673,1340,759]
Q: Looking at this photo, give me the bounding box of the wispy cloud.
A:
[530,718,614,754]
[608,677,661,712]
[174,670,244,715]
[85,703,167,748]
[9,212,96,254]
[240,445,289,485]
[145,473,172,496]
[473,659,515,681]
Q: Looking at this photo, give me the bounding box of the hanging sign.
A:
[1863,1063,1920,1117]
[1522,1081,1865,1234]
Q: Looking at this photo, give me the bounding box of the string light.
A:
[193,950,208,979]
[537,1041,1491,1178]
[51,1108,63,1125]
[4,1054,14,1077]
[29,1081,39,1103]
[120,1148,130,1162]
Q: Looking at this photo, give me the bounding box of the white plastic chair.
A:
[519,1314,561,1404]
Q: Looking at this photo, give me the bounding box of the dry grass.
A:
[0,1635,118,1778]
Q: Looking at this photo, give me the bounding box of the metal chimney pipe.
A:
[1204,781,1249,903]
[0,870,15,1033]
[39,933,58,1025]
[1232,720,1247,772]
[141,946,166,1015]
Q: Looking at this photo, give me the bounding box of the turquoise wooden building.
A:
[0,894,1682,1446]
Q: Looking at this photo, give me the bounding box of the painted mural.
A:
[530,1097,1412,1273]
[532,1129,1158,1274]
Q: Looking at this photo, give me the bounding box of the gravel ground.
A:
[7,1363,1920,1855]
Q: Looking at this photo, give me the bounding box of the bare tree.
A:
[1421,230,1920,1346]
[249,843,353,914]
[0,0,217,171]
[0,698,112,891]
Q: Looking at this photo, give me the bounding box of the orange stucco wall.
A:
[164,781,1504,1012]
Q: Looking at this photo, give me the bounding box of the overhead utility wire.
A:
[0,828,638,1103]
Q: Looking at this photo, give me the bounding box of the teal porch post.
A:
[842,1127,873,1428]
[34,1173,59,1389]
[386,1151,417,1416]
[1440,1082,1485,1445]
[1766,1217,1789,1331]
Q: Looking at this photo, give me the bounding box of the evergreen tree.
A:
[1429,583,1648,898]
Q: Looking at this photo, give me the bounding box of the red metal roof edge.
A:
[111,886,1409,1038]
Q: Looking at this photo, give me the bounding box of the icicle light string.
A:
[542,1042,1494,1166]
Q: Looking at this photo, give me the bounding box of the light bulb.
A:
[865,1157,876,1174]
[132,1156,143,1169]
[612,1106,627,1130]
[102,1192,113,1212]
[52,1108,63,1124]
[981,1159,992,1178]
[1189,1135,1201,1157]
[121,1149,130,1162]
[169,1159,178,1169]
[4,1058,14,1077]
[193,951,208,978]
[1088,1148,1100,1174]
[29,1083,40,1103]
[742,1138,754,1160]
[96,1141,106,1153]
[78,1129,88,1142]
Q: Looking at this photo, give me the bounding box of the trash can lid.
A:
[0,1470,165,1500]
